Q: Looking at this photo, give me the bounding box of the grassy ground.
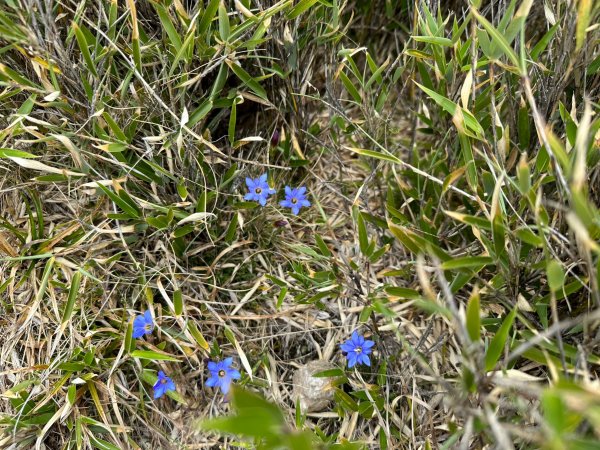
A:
[1,0,600,449]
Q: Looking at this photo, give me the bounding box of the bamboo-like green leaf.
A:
[466,287,481,342]
[339,70,362,102]
[413,36,453,46]
[547,260,565,293]
[485,308,516,371]
[61,271,82,325]
[530,23,559,60]
[153,1,182,53]
[0,148,38,158]
[415,82,483,137]
[357,211,369,256]
[198,0,220,35]
[131,350,180,361]
[287,0,319,19]
[228,98,237,145]
[218,1,230,41]
[471,9,520,69]
[126,0,142,72]
[442,256,493,270]
[385,287,421,300]
[345,146,402,164]
[96,184,141,218]
[226,60,267,100]
[173,289,183,315]
[575,0,592,52]
[459,132,477,190]
[72,22,98,77]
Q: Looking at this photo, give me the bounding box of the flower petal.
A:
[220,378,232,395]
[362,340,375,349]
[340,341,355,352]
[166,379,176,392]
[297,187,306,195]
[284,186,292,195]
[291,206,300,215]
[347,353,357,368]
[144,310,153,324]
[228,369,241,380]
[205,376,219,387]
[246,178,254,188]
[223,357,234,367]
[360,354,371,366]
[259,173,267,182]
[132,326,145,338]
[154,384,166,399]
[259,197,267,206]
[301,199,311,207]
[207,361,218,372]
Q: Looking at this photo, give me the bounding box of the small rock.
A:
[293,360,337,413]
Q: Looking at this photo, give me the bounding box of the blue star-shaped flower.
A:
[205,357,241,395]
[244,174,276,206]
[132,310,154,338]
[153,371,176,399]
[280,186,310,215]
[340,331,375,368]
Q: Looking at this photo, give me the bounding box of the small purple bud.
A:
[271,129,280,146]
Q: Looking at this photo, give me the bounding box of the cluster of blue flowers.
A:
[244,174,310,215]
[131,310,242,399]
[132,309,374,400]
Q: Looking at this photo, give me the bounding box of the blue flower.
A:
[153,371,176,399]
[132,310,154,338]
[280,186,310,215]
[205,357,241,395]
[340,331,375,368]
[244,174,276,206]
